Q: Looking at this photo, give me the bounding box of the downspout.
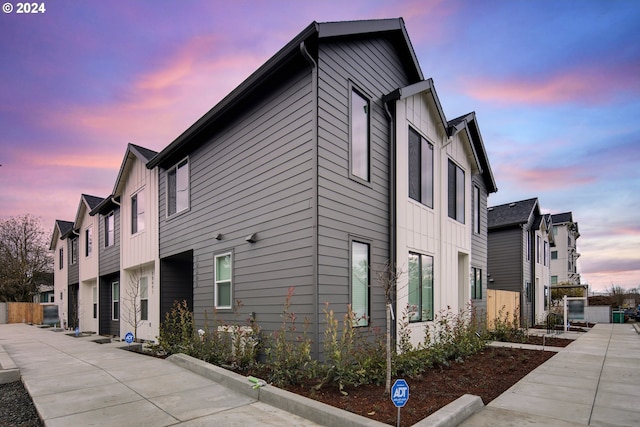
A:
[384,101,397,350]
[300,41,320,359]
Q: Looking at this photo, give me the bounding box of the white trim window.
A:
[105,212,114,247]
[351,240,370,327]
[448,160,465,223]
[92,286,97,319]
[140,276,148,321]
[350,87,370,182]
[131,189,145,234]
[85,226,92,257]
[408,252,434,322]
[167,159,189,216]
[70,238,78,265]
[214,253,232,309]
[112,281,119,321]
[473,186,480,234]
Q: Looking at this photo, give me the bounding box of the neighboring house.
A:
[34,284,54,303]
[146,18,497,355]
[550,212,581,286]
[91,195,121,337]
[109,144,159,341]
[487,198,552,326]
[49,219,73,328]
[74,194,104,333]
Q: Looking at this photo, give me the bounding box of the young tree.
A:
[0,215,53,302]
[377,261,403,395]
[121,268,148,340]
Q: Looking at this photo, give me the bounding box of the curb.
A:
[168,353,483,427]
[0,344,21,385]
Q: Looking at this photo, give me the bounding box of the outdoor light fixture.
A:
[245,233,258,243]
[214,233,223,240]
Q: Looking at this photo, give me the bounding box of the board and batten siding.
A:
[316,36,410,330]
[67,237,79,285]
[394,90,474,348]
[158,66,316,334]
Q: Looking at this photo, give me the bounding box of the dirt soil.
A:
[284,344,562,426]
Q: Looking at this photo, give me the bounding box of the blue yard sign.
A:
[124,332,134,344]
[391,378,409,407]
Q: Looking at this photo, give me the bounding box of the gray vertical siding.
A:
[99,273,119,336]
[158,66,316,334]
[67,237,79,285]
[316,37,410,329]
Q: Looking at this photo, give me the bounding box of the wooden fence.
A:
[487,289,520,329]
[7,302,43,324]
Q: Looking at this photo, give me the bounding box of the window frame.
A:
[167,158,190,217]
[350,238,370,327]
[447,160,465,223]
[408,252,434,322]
[349,84,371,184]
[85,226,92,257]
[70,238,78,265]
[92,285,97,319]
[112,281,120,321]
[473,185,480,234]
[131,188,145,235]
[214,252,233,309]
[59,248,63,270]
[105,212,114,247]
[471,267,482,300]
[408,126,434,208]
[140,276,148,321]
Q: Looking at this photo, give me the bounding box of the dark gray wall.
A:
[487,227,522,293]
[160,251,193,322]
[99,273,119,336]
[98,208,120,275]
[67,237,79,285]
[471,174,488,316]
[315,37,409,330]
[158,65,316,335]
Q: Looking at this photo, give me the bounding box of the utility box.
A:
[612,310,625,324]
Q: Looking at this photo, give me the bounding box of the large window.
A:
[131,189,145,234]
[140,276,148,321]
[471,267,482,300]
[70,238,77,265]
[112,281,119,321]
[350,88,369,182]
[215,253,232,309]
[447,160,465,223]
[85,226,92,257]
[473,186,480,233]
[408,252,434,322]
[105,212,114,247]
[408,127,434,207]
[351,240,370,327]
[167,159,189,216]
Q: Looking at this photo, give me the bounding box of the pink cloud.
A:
[498,163,595,190]
[462,63,640,106]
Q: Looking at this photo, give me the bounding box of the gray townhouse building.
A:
[51,18,497,355]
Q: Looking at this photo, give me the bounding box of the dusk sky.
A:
[1,0,638,292]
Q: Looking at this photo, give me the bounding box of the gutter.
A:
[299,40,320,359]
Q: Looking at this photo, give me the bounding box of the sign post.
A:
[391,379,409,427]
[124,332,134,345]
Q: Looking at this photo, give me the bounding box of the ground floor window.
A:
[112,282,119,320]
[351,240,370,326]
[408,252,434,322]
[92,286,97,319]
[140,276,148,321]
[471,267,482,300]
[215,253,232,309]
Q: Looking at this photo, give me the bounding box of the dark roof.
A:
[130,143,158,162]
[83,194,104,210]
[551,212,573,224]
[147,18,422,169]
[488,198,539,229]
[447,112,498,194]
[49,219,74,250]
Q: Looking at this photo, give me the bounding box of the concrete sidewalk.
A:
[0,324,323,427]
[460,323,640,427]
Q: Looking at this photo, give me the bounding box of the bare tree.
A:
[0,215,53,302]
[377,261,404,395]
[121,268,147,340]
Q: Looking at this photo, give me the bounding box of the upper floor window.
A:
[350,87,370,182]
[447,160,465,223]
[408,252,434,322]
[408,127,434,208]
[70,238,78,265]
[167,159,189,216]
[85,226,92,257]
[536,235,541,263]
[105,212,114,247]
[131,189,145,234]
[473,186,480,233]
[351,240,370,327]
[551,250,558,260]
[215,252,232,309]
[526,232,531,261]
[544,241,549,266]
[59,248,64,270]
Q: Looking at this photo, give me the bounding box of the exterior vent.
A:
[509,203,516,207]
